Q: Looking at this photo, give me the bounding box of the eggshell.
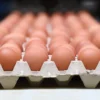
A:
[78,46,100,70]
[1,39,23,51]
[26,37,45,46]
[78,11,99,29]
[1,42,22,53]
[51,13,64,27]
[29,30,47,44]
[65,12,83,33]
[50,36,69,46]
[50,30,70,43]
[0,30,7,40]
[0,26,9,35]
[70,36,91,53]
[74,29,91,39]
[0,11,21,31]
[23,46,48,71]
[23,12,34,22]
[92,33,100,49]
[52,25,66,32]
[25,38,47,51]
[0,45,21,71]
[76,41,94,54]
[51,45,75,70]
[0,34,25,49]
[49,42,68,54]
[33,13,49,34]
[11,27,27,36]
[12,12,34,36]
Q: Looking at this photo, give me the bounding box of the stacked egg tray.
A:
[0,53,100,89]
[1,11,100,89]
[0,14,99,89]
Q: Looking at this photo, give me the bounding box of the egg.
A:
[12,12,34,36]
[51,45,75,70]
[65,12,83,34]
[23,46,48,71]
[78,46,100,70]
[92,33,100,49]
[29,29,47,44]
[50,36,69,46]
[0,30,7,40]
[51,28,69,36]
[33,13,49,34]
[2,40,23,51]
[51,12,64,27]
[78,11,99,29]
[76,41,94,54]
[25,38,47,51]
[74,29,91,39]
[0,11,21,31]
[49,38,69,54]
[70,36,88,47]
[1,42,21,53]
[0,34,25,49]
[0,43,21,71]
[49,42,68,54]
[11,27,27,36]
[0,26,9,35]
[26,37,45,46]
[70,36,91,53]
[52,25,66,32]
[50,30,70,42]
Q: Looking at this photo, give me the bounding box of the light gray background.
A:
[0,89,99,100]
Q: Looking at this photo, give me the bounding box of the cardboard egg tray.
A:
[0,54,100,89]
[0,37,100,89]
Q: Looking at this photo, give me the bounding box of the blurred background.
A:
[0,0,100,18]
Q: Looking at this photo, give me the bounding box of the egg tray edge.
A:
[0,60,100,89]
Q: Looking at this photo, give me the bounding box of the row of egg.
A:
[0,11,100,71]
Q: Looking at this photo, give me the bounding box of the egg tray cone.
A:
[0,55,100,89]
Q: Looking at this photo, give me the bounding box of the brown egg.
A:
[65,12,83,34]
[50,36,69,47]
[51,45,75,70]
[25,44,47,53]
[29,30,47,44]
[12,12,34,36]
[0,11,21,31]
[74,29,91,39]
[0,26,9,35]
[12,27,28,36]
[0,34,25,48]
[2,11,21,22]
[33,13,49,34]
[22,12,34,22]
[0,30,7,40]
[78,46,100,70]
[78,11,99,29]
[23,46,48,71]
[11,31,26,37]
[26,44,48,55]
[76,41,94,54]
[92,33,100,49]
[1,42,22,53]
[70,36,91,53]
[51,33,70,44]
[52,25,66,32]
[25,38,46,50]
[51,28,70,38]
[49,40,68,54]
[70,36,88,47]
[0,44,21,71]
[51,12,64,27]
